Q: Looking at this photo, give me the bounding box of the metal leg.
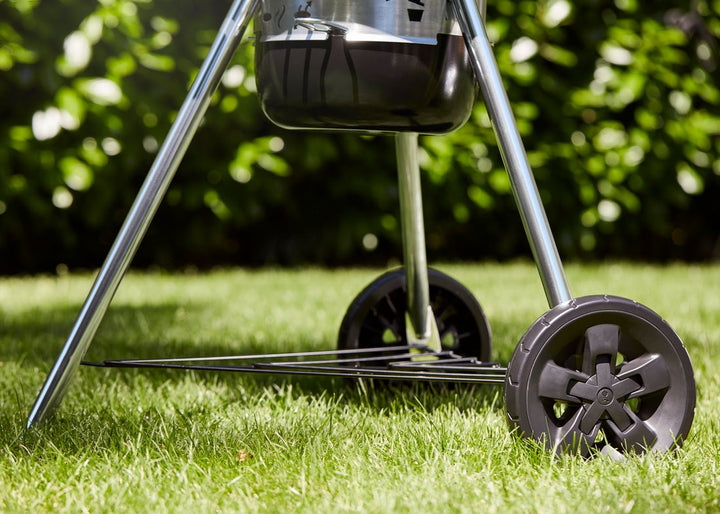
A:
[452,0,573,307]
[26,0,259,429]
[395,133,435,344]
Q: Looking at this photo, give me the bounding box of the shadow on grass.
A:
[71,364,506,414]
[9,386,507,459]
[1,303,251,361]
[3,297,509,455]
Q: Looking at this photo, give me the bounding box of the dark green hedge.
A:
[1,0,719,274]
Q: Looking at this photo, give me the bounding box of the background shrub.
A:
[1,0,719,274]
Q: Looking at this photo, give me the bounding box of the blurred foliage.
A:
[1,0,719,274]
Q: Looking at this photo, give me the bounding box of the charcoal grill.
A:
[26,0,696,456]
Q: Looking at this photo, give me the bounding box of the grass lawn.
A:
[1,262,719,512]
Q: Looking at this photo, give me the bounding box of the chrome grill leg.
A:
[395,133,434,344]
[452,0,573,307]
[26,0,259,429]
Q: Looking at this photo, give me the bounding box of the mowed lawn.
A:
[1,262,719,512]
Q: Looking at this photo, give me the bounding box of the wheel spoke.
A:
[431,301,453,325]
[538,362,588,403]
[611,377,643,398]
[556,408,596,454]
[568,381,597,401]
[366,316,403,348]
[367,303,404,346]
[605,402,633,432]
[383,293,401,317]
[606,410,657,451]
[363,318,396,338]
[579,401,605,434]
[617,353,671,399]
[582,324,620,376]
[595,359,614,388]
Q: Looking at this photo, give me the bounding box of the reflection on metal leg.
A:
[452,0,572,308]
[25,0,259,429]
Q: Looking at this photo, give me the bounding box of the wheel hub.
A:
[567,367,640,434]
[596,387,613,406]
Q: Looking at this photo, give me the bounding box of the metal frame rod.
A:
[26,0,259,429]
[395,133,432,340]
[97,361,507,384]
[104,344,418,364]
[87,358,508,384]
[452,0,573,307]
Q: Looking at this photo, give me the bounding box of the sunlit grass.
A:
[1,263,719,512]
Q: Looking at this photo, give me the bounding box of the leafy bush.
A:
[1,0,719,274]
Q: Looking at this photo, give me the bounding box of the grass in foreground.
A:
[1,262,719,512]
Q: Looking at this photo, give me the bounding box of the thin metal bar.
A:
[388,363,505,373]
[452,0,573,308]
[255,351,455,367]
[26,0,259,430]
[92,360,507,384]
[395,133,432,340]
[252,364,507,382]
[388,357,495,367]
[104,345,417,364]
[103,350,441,368]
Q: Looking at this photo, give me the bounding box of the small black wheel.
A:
[505,295,696,456]
[338,268,491,360]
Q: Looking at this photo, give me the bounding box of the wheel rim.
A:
[507,296,695,455]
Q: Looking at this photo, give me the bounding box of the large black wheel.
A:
[338,268,492,361]
[505,295,696,456]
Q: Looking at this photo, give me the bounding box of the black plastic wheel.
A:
[505,295,696,456]
[338,268,492,361]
